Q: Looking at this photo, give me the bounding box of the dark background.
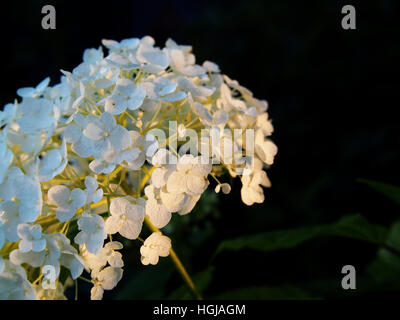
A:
[1,0,400,299]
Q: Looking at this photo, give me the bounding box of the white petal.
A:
[17,87,35,98]
[69,256,84,280]
[36,77,50,92]
[119,219,142,240]
[110,126,131,151]
[110,197,127,217]
[98,267,123,290]
[105,216,121,235]
[186,174,206,194]
[160,189,186,212]
[166,171,187,194]
[179,194,200,215]
[104,97,127,115]
[84,176,98,191]
[146,199,171,229]
[91,285,104,300]
[17,224,30,239]
[63,124,81,143]
[151,168,167,188]
[32,239,46,252]
[98,112,116,130]
[86,235,104,254]
[83,122,105,141]
[18,240,32,253]
[56,208,75,222]
[47,185,70,206]
[74,231,87,245]
[127,84,146,110]
[108,252,124,268]
[71,188,86,209]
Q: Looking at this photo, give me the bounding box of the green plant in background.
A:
[160,178,400,300]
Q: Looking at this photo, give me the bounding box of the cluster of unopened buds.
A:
[0,36,277,300]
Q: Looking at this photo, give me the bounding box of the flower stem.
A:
[75,279,78,300]
[144,217,202,300]
[119,179,202,300]
[78,276,93,284]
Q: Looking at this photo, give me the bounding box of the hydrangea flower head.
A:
[0,35,277,300]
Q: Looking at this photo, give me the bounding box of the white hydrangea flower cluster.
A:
[0,36,277,300]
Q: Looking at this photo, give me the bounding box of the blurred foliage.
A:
[358,179,400,206]
[169,267,215,300]
[214,214,388,256]
[111,181,400,300]
[368,221,400,284]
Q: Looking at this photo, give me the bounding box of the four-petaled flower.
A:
[74,213,107,254]
[17,224,46,253]
[105,78,146,115]
[140,232,171,265]
[90,266,123,300]
[105,197,145,240]
[48,185,86,222]
[83,112,131,159]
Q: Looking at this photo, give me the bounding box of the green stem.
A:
[78,276,93,284]
[120,180,202,300]
[144,217,202,300]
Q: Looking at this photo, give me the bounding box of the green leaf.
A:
[358,178,400,206]
[212,285,320,300]
[323,214,388,244]
[214,214,387,257]
[168,266,215,300]
[368,221,400,283]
